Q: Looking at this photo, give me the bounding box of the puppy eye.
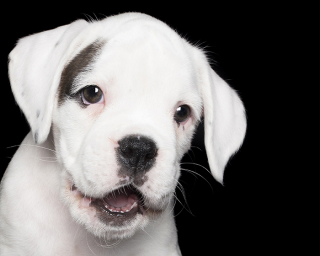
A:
[80,85,103,105]
[174,105,191,123]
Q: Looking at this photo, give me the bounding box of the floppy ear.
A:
[9,19,89,144]
[194,49,247,183]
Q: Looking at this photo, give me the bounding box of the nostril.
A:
[120,146,134,158]
[145,148,158,160]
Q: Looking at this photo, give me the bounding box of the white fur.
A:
[0,13,246,255]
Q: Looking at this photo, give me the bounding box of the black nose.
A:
[117,135,158,173]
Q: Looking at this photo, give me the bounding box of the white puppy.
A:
[0,13,246,255]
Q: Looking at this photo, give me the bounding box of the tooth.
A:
[130,202,137,210]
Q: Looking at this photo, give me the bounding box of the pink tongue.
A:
[104,187,139,208]
[105,193,130,208]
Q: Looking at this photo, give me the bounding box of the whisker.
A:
[36,158,58,163]
[139,224,154,241]
[186,151,195,162]
[173,193,188,217]
[176,182,194,216]
[169,194,177,216]
[181,162,212,176]
[72,225,81,247]
[7,144,57,155]
[190,145,203,152]
[180,168,213,192]
[98,238,122,249]
[86,232,98,256]
[174,185,194,217]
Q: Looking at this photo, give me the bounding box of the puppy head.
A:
[9,13,246,240]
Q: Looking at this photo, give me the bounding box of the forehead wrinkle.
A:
[58,39,106,105]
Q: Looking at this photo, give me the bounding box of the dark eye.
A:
[81,85,103,105]
[174,105,191,123]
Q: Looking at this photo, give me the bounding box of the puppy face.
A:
[9,13,246,242]
[52,23,202,240]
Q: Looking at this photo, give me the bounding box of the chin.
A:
[60,172,169,241]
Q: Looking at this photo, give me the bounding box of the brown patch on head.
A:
[58,39,105,105]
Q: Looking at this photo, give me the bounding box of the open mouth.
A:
[71,184,145,224]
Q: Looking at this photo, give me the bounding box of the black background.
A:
[0,3,289,255]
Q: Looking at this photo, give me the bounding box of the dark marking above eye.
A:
[36,110,40,118]
[58,39,106,106]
